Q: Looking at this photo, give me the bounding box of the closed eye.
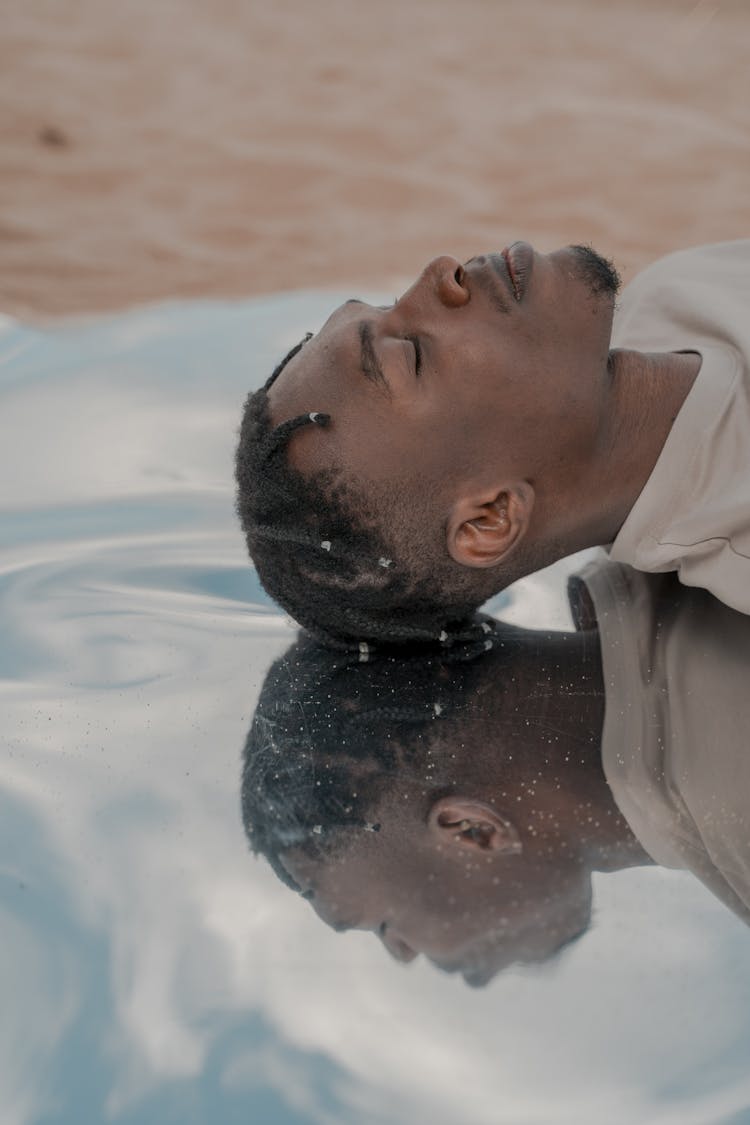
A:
[406,335,422,377]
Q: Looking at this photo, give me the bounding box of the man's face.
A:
[268,244,619,509]
[281,796,592,988]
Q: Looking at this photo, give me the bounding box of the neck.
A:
[483,629,652,872]
[550,348,701,553]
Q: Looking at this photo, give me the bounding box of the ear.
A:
[446,483,535,569]
[427,796,522,855]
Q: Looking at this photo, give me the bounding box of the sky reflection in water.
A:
[1,299,750,1125]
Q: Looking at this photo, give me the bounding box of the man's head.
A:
[241,618,636,986]
[236,243,620,646]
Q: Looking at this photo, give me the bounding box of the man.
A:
[241,561,750,986]
[236,240,749,647]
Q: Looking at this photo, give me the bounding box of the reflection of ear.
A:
[447,483,534,569]
[427,796,522,855]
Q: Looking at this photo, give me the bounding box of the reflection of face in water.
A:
[242,618,648,987]
[280,779,595,988]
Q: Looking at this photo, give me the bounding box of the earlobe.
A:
[428,796,522,855]
[447,483,534,569]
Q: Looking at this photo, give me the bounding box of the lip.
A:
[481,252,516,305]
[502,241,534,301]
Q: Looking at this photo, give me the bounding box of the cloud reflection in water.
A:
[1,297,750,1124]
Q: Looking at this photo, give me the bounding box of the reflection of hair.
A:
[234,341,503,649]
[241,623,512,890]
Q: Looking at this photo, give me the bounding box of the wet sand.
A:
[1,0,749,319]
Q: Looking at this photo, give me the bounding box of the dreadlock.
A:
[235,336,506,650]
[241,618,523,891]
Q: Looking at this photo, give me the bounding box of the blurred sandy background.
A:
[1,0,749,320]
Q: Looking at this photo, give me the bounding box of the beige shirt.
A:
[609,240,750,615]
[578,557,750,926]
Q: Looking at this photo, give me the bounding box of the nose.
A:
[397,254,469,311]
[379,924,419,964]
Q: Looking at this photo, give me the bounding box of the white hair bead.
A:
[320,540,331,551]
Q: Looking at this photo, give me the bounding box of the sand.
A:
[1,0,749,320]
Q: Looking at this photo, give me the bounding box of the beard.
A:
[569,244,621,297]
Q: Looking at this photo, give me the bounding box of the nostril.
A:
[433,256,469,307]
[379,923,418,964]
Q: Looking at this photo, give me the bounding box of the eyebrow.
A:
[359,321,390,395]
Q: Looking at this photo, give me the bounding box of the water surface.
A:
[2,296,750,1125]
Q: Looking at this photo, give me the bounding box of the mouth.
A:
[501,241,534,302]
[464,252,513,311]
[483,251,516,305]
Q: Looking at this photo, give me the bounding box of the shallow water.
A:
[2,295,750,1125]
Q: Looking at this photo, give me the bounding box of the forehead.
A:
[267,302,372,425]
[266,305,406,481]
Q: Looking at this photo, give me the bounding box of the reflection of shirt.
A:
[609,240,750,615]
[579,557,750,926]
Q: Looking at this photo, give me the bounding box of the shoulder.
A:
[613,240,750,350]
[625,240,750,298]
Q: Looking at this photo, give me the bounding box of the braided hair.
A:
[235,336,504,650]
[241,619,520,891]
